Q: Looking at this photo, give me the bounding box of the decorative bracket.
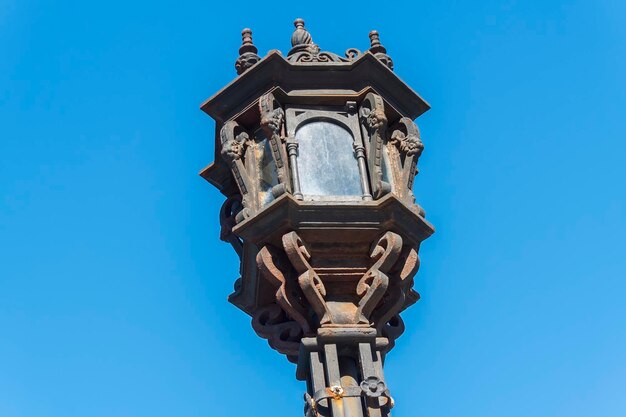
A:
[372,245,420,334]
[360,93,391,200]
[282,231,332,326]
[257,245,312,334]
[388,117,424,203]
[220,121,256,219]
[259,92,293,198]
[355,231,402,324]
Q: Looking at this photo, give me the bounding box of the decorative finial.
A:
[240,28,254,51]
[286,18,357,63]
[369,30,382,48]
[368,30,393,71]
[235,28,261,75]
[290,18,313,48]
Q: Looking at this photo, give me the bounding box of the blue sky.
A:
[1,1,625,416]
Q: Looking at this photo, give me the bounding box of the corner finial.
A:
[235,28,261,75]
[291,18,313,48]
[240,28,255,51]
[369,30,382,48]
[368,30,393,71]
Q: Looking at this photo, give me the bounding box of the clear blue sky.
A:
[1,1,625,416]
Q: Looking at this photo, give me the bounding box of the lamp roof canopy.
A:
[201,19,430,124]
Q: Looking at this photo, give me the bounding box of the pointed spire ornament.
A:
[291,18,313,47]
[288,18,318,57]
[369,30,394,71]
[235,28,261,75]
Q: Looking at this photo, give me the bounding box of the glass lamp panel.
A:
[381,149,394,187]
[254,130,279,206]
[295,120,361,197]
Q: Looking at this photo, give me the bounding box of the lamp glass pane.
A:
[254,130,279,206]
[296,121,361,197]
[381,149,393,186]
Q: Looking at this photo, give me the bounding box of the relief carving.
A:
[220,121,248,164]
[220,121,255,219]
[360,93,391,199]
[388,117,424,202]
[259,92,291,194]
[234,28,260,75]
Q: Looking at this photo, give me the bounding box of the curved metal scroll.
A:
[355,231,402,324]
[257,245,312,334]
[219,195,244,258]
[372,245,420,333]
[381,314,406,351]
[251,303,303,357]
[282,231,331,325]
[288,47,353,63]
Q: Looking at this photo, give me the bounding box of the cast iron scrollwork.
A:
[355,231,402,324]
[291,47,351,63]
[219,195,244,258]
[287,19,356,64]
[257,245,312,334]
[251,303,302,358]
[360,93,392,200]
[344,48,362,60]
[381,314,406,351]
[371,245,420,332]
[282,231,331,326]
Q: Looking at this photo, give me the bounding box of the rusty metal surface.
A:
[201,18,434,417]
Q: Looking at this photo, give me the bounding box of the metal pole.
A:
[339,355,365,417]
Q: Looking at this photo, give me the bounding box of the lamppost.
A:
[200,19,434,417]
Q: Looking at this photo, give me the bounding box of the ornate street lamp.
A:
[200,19,434,417]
